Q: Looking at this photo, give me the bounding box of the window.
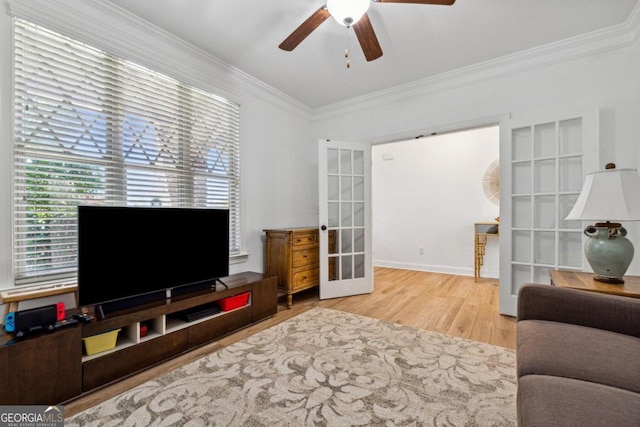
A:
[13,20,241,285]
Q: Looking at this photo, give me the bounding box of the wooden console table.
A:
[474,222,499,282]
[549,269,640,299]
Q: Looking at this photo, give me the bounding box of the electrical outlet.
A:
[419,248,424,255]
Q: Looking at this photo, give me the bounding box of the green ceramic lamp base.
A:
[584,222,634,286]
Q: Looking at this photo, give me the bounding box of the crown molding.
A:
[5,0,312,120]
[6,0,638,121]
[313,2,640,120]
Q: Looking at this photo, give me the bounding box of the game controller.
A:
[4,305,58,337]
[56,302,65,321]
[4,312,15,332]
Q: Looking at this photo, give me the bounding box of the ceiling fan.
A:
[279,0,456,62]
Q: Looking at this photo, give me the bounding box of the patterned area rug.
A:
[67,307,516,426]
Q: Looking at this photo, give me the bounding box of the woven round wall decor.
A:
[482,159,500,206]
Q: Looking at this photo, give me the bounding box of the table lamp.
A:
[565,163,640,284]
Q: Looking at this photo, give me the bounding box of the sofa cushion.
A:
[517,375,640,427]
[517,319,640,394]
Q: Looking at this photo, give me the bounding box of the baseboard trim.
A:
[373,261,499,279]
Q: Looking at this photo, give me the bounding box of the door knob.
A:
[321,225,327,231]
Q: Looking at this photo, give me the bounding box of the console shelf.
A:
[81,294,251,362]
[0,272,277,404]
[81,272,276,392]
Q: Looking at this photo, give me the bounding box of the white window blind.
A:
[13,19,241,285]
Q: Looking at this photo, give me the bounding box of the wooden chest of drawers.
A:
[264,227,319,308]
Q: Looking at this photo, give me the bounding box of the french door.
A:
[499,105,599,316]
[318,140,373,300]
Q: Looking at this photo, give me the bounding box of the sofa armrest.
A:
[517,283,640,338]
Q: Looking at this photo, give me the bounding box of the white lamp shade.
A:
[327,0,370,26]
[565,168,640,221]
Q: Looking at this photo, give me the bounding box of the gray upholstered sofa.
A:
[516,283,640,427]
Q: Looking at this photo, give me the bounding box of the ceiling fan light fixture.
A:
[327,0,371,26]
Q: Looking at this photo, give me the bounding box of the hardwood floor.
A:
[316,267,516,349]
[65,267,516,418]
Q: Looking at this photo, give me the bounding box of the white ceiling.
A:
[108,0,639,108]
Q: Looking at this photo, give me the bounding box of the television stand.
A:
[80,272,277,393]
[216,278,229,289]
[0,272,277,405]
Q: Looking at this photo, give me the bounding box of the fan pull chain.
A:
[345,26,351,69]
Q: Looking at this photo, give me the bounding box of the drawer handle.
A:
[303,255,307,258]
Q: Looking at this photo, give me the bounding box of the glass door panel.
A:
[559,157,582,191]
[533,159,556,193]
[534,122,556,157]
[559,118,583,155]
[319,140,372,299]
[500,105,598,316]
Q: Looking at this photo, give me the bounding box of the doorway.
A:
[371,125,500,278]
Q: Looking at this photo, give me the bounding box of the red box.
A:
[218,292,250,311]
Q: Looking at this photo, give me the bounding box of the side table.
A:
[474,222,499,282]
[549,269,640,299]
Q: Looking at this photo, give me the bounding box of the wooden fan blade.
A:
[279,7,331,51]
[374,0,455,5]
[353,14,383,61]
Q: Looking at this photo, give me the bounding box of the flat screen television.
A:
[77,206,229,313]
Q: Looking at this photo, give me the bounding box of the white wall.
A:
[372,126,499,277]
[0,0,317,290]
[312,8,640,275]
